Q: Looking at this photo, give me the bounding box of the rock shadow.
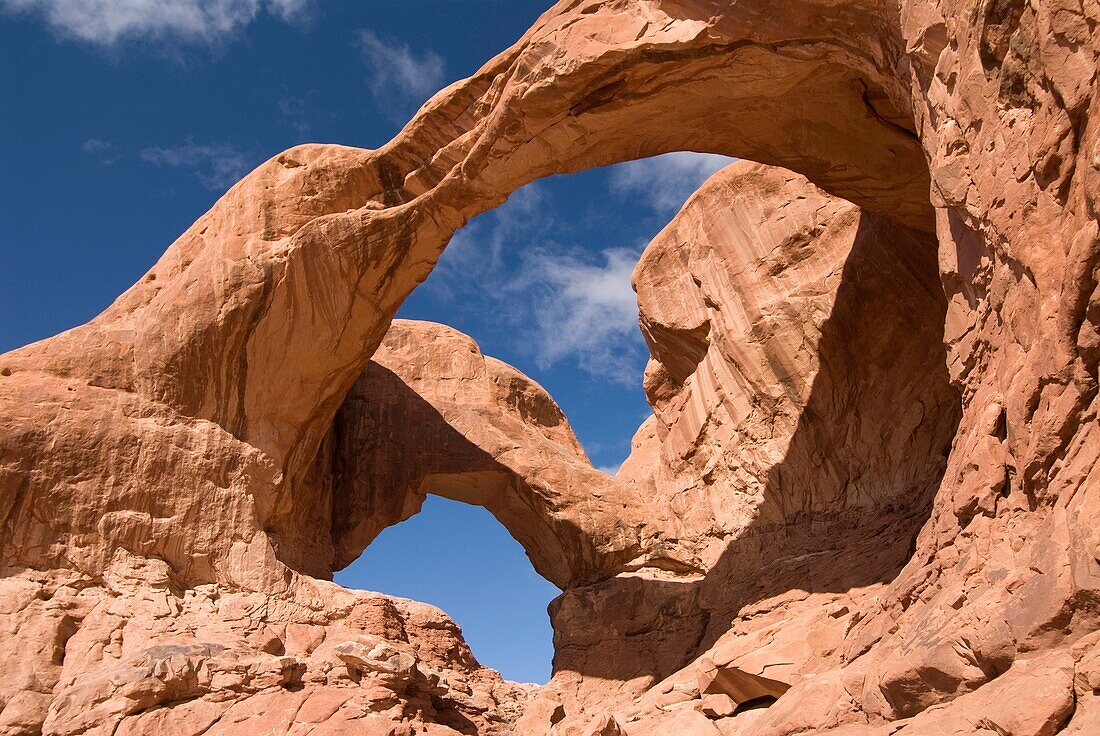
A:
[551,211,963,684]
[326,360,612,591]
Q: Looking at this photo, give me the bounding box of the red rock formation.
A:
[325,319,674,588]
[0,501,536,735]
[0,0,1098,734]
[0,0,942,592]
[524,160,961,733]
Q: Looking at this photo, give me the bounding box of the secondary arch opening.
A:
[334,495,560,684]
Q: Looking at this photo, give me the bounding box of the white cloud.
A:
[1,0,313,46]
[507,246,646,384]
[278,95,312,138]
[358,28,446,109]
[81,138,121,164]
[608,152,734,214]
[419,158,734,389]
[139,140,252,191]
[264,0,309,21]
[421,180,649,384]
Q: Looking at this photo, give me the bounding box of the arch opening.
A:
[334,495,560,685]
[396,153,736,474]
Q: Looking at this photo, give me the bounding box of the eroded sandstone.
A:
[1,0,1098,733]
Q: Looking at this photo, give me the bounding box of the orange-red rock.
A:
[326,319,675,589]
[1,0,1098,734]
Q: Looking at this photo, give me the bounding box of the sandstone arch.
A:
[325,319,662,589]
[1,0,1098,733]
[1,0,936,587]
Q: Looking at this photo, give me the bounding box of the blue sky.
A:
[0,0,729,683]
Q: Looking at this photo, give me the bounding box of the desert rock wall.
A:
[626,161,959,566]
[534,161,962,730]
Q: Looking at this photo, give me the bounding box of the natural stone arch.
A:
[320,162,962,708]
[1,0,1097,733]
[1,0,934,587]
[324,319,660,589]
[320,158,961,596]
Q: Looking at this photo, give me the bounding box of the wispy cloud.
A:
[444,184,546,276]
[609,152,734,214]
[507,247,645,383]
[265,0,311,22]
[139,140,253,191]
[278,95,311,138]
[423,181,648,384]
[81,138,121,164]
[1,0,314,47]
[358,28,445,114]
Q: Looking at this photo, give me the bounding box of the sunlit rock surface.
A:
[2,0,1099,733]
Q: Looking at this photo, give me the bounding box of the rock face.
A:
[0,554,531,735]
[1,0,1099,734]
[627,161,960,571]
[532,161,962,727]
